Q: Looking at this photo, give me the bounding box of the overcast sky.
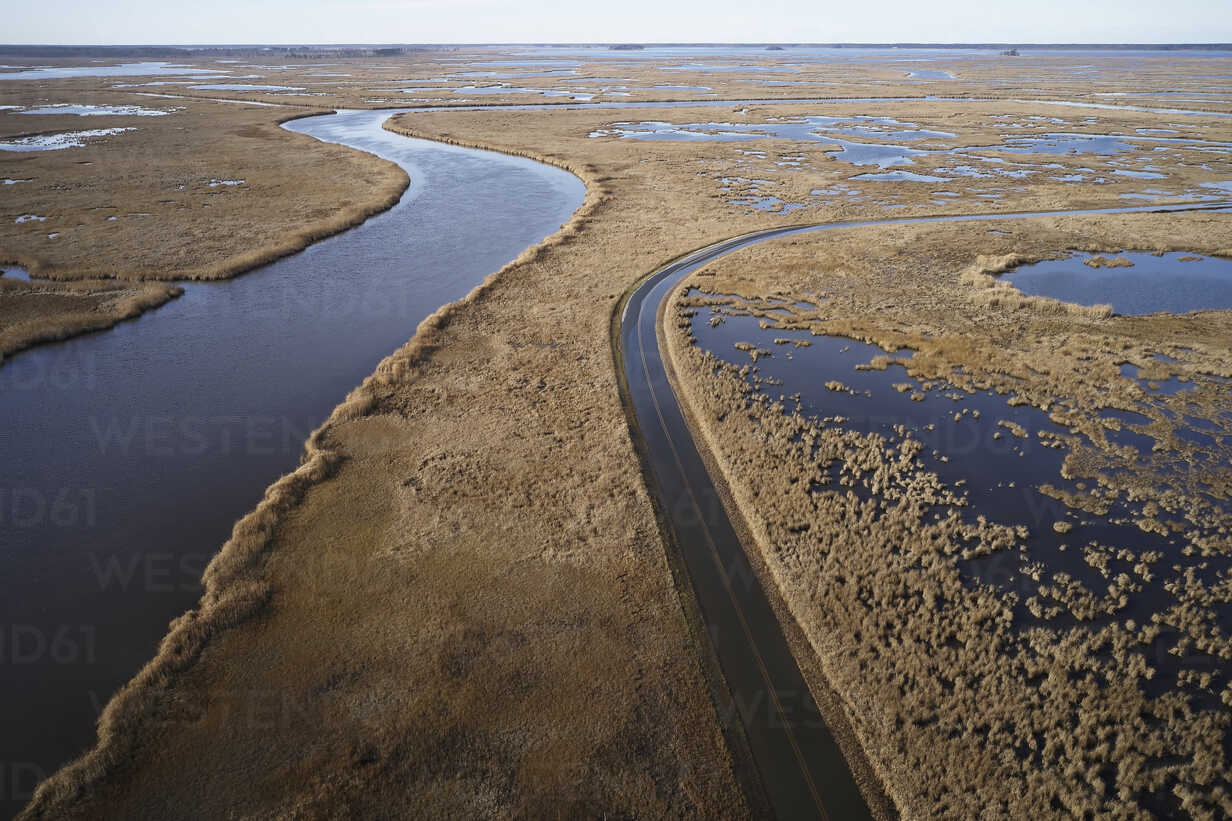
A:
[7,0,1231,46]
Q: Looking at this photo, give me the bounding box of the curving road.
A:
[616,200,1231,819]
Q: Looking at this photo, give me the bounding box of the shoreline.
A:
[0,277,182,366]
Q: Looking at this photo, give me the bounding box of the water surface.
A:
[0,62,227,80]
[1004,251,1232,314]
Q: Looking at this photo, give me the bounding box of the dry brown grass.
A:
[0,101,407,282]
[0,276,182,364]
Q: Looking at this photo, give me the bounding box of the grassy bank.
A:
[0,95,408,365]
[0,276,183,365]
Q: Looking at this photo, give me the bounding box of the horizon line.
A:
[1,41,1231,48]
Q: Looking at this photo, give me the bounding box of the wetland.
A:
[3,43,1231,819]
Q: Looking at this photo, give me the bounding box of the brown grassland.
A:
[3,50,1229,360]
[6,51,1232,818]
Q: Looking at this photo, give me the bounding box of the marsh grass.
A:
[666,209,1232,817]
[0,277,182,365]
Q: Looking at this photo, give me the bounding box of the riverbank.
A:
[0,93,408,366]
[0,276,182,365]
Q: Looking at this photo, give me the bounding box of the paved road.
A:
[616,201,1231,819]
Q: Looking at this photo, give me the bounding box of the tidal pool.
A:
[589,115,953,167]
[1003,251,1232,315]
[661,63,802,73]
[453,85,593,100]
[650,84,712,91]
[188,83,305,92]
[905,69,956,80]
[16,104,172,116]
[452,69,578,79]
[0,128,135,151]
[0,62,227,80]
[586,114,1229,181]
[852,170,947,182]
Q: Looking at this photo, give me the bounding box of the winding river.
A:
[0,108,584,815]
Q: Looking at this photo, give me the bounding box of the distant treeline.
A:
[521,42,1232,51]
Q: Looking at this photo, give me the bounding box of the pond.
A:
[1003,251,1232,314]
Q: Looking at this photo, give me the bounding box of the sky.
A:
[5,0,1231,46]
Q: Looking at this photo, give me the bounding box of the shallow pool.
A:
[1003,251,1232,314]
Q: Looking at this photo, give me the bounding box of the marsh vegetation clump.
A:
[1084,254,1134,269]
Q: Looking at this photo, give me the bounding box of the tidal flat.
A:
[4,46,1231,820]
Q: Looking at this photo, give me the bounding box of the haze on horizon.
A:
[5,0,1231,47]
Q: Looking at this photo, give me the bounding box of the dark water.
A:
[1004,251,1232,314]
[689,302,1231,721]
[0,108,583,816]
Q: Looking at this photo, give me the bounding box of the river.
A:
[0,108,584,816]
